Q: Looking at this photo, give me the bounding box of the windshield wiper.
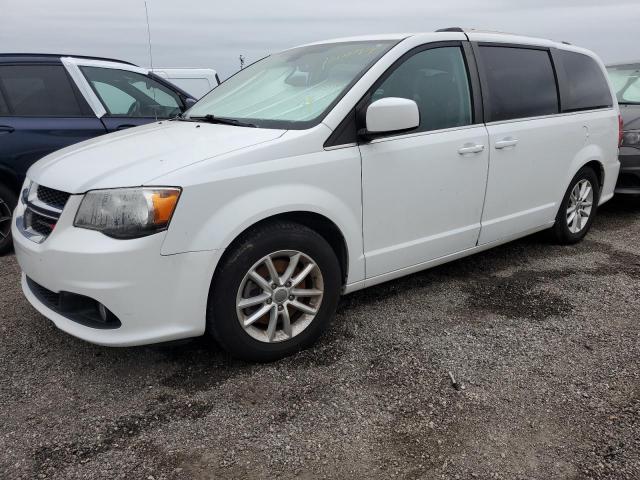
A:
[619,101,640,106]
[190,114,256,128]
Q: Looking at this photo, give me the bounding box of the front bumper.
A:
[12,194,221,346]
[615,150,640,194]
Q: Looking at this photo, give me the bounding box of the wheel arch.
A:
[564,145,607,201]
[213,211,351,288]
[582,159,605,190]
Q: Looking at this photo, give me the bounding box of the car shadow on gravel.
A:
[338,194,640,322]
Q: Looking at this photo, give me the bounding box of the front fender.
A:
[160,146,365,284]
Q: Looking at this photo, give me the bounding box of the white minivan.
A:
[12,30,620,361]
[151,68,220,98]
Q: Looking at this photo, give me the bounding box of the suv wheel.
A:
[552,166,600,244]
[207,221,341,362]
[0,183,17,255]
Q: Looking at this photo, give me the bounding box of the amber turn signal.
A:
[151,189,181,225]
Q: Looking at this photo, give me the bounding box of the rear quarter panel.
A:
[566,108,620,204]
[554,45,620,203]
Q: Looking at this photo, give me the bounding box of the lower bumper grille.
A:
[26,277,121,329]
[24,208,58,237]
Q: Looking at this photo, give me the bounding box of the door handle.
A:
[495,138,518,149]
[457,144,485,155]
[0,125,15,134]
[116,124,136,130]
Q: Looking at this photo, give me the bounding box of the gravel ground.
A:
[1,197,639,480]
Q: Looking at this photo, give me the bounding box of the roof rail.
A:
[0,53,138,66]
[436,27,465,33]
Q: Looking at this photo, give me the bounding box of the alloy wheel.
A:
[0,197,12,241]
[566,179,594,234]
[236,250,324,343]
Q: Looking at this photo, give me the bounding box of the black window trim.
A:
[325,40,483,148]
[0,62,95,118]
[472,42,561,124]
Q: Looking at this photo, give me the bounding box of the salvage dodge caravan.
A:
[12,30,620,361]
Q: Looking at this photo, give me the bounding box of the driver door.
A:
[79,66,186,132]
[360,42,489,279]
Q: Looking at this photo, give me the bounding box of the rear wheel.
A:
[551,167,600,244]
[207,221,341,362]
[0,183,17,255]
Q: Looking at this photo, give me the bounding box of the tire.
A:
[207,221,342,362]
[551,166,600,245]
[0,183,17,255]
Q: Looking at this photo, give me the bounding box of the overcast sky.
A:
[1,0,638,79]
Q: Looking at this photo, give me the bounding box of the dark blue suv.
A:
[0,53,196,253]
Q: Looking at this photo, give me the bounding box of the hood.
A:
[620,104,640,131]
[28,121,285,193]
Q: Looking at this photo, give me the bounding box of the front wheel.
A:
[207,221,341,362]
[551,167,600,244]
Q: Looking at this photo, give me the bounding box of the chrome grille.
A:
[19,182,70,243]
[24,208,57,237]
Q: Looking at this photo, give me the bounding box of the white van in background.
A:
[152,68,220,98]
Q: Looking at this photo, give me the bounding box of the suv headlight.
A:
[74,187,181,239]
[622,130,640,147]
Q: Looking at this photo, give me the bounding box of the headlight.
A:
[74,187,181,239]
[622,130,640,147]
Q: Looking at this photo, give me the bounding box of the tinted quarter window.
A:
[0,65,84,116]
[81,67,183,118]
[371,46,472,132]
[557,50,612,111]
[478,46,558,122]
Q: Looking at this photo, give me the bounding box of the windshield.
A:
[607,64,640,104]
[186,40,396,129]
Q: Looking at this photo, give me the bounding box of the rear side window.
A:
[556,50,612,111]
[0,65,84,116]
[478,46,559,122]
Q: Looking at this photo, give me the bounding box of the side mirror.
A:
[183,97,197,111]
[362,97,420,138]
